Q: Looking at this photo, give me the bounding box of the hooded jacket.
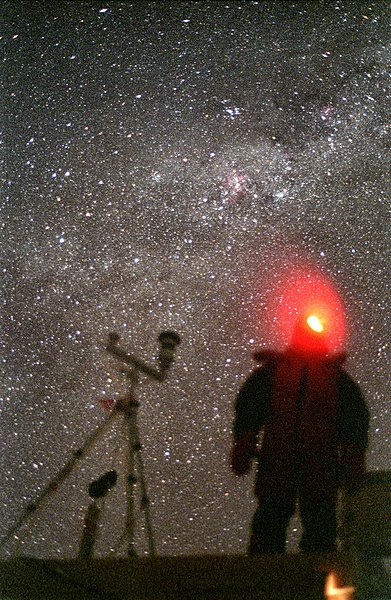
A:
[231,349,370,498]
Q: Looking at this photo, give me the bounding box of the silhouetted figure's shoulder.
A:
[252,349,283,364]
[236,351,279,403]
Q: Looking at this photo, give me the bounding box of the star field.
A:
[1,1,390,558]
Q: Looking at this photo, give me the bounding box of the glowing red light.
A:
[264,267,346,351]
[306,315,324,333]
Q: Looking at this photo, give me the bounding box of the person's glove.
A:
[230,431,258,476]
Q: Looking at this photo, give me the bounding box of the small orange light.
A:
[325,571,355,599]
[306,315,324,333]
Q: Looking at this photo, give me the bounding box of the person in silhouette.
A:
[230,315,370,553]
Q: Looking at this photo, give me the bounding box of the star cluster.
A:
[1,1,390,558]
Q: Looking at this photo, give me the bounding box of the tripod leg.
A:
[125,405,138,557]
[124,398,155,557]
[0,409,119,552]
[135,446,156,557]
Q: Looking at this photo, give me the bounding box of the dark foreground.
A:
[0,553,354,600]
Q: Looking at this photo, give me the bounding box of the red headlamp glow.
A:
[306,315,325,333]
[263,267,346,351]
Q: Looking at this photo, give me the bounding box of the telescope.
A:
[1,328,181,558]
[106,330,181,381]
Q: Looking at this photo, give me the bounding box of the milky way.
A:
[1,1,390,558]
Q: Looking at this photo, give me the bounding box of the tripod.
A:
[0,330,181,558]
[112,377,155,557]
[105,330,180,557]
[78,375,155,558]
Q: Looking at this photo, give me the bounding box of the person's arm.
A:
[230,365,273,475]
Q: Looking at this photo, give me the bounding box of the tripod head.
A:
[106,330,181,382]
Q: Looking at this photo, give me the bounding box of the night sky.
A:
[1,1,390,559]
